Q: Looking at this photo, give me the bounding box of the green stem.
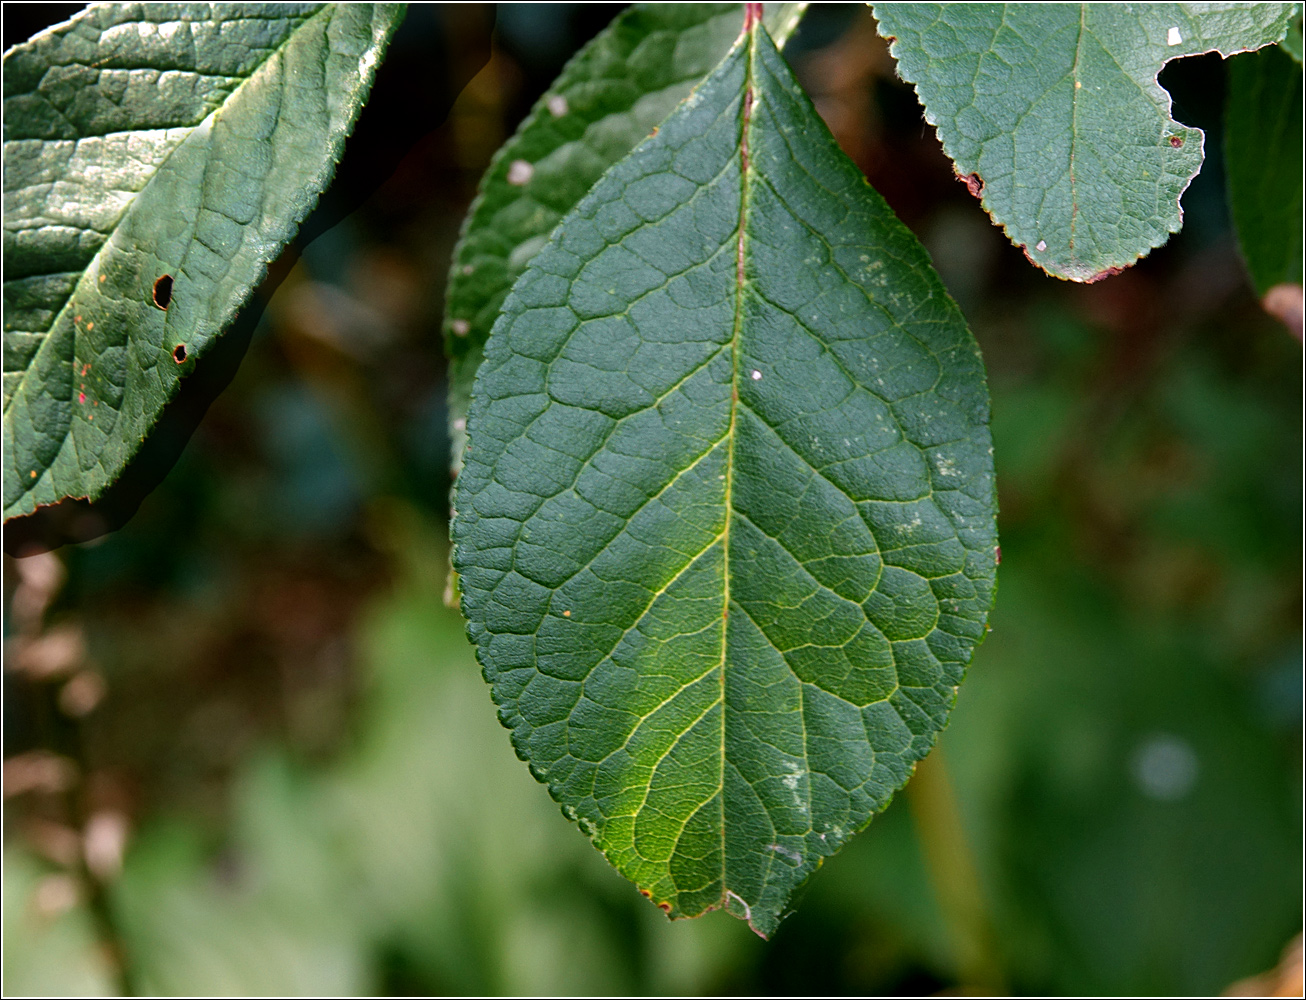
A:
[906,744,1006,995]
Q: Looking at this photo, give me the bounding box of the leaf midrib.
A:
[1068,3,1086,261]
[715,15,758,914]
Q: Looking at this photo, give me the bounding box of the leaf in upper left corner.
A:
[3,4,405,520]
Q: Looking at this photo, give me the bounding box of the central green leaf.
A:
[453,21,997,936]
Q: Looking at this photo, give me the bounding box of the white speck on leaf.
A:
[453,418,466,431]
[451,319,470,337]
[750,369,762,380]
[547,94,568,117]
[1167,26,1182,45]
[1036,240,1047,252]
[507,159,534,185]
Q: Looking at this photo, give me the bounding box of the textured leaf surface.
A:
[872,3,1297,281]
[1226,44,1303,295]
[443,3,806,473]
[453,22,997,936]
[3,2,404,519]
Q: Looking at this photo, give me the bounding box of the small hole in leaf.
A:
[152,274,173,310]
[1169,135,1184,148]
[172,344,187,363]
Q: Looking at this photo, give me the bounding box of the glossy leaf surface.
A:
[3,3,404,518]
[872,3,1296,281]
[443,3,806,472]
[454,21,997,936]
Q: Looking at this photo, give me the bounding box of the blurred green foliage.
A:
[4,5,1300,996]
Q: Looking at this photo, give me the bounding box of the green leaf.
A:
[453,20,998,937]
[443,3,807,474]
[1280,7,1303,63]
[3,3,405,520]
[1226,45,1304,295]
[871,2,1298,281]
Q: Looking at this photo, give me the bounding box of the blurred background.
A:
[3,5,1301,996]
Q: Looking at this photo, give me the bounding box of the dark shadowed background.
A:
[4,5,1301,996]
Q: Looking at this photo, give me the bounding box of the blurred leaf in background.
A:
[3,5,1300,998]
[3,849,116,996]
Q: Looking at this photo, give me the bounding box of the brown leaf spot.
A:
[957,171,984,199]
[152,274,173,310]
[1169,135,1184,148]
[172,344,188,364]
[657,901,672,913]
[1086,266,1124,284]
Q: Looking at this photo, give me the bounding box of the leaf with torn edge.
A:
[3,3,405,519]
[453,16,997,936]
[871,2,1297,281]
[443,2,807,475]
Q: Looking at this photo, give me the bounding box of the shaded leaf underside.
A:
[872,2,1296,281]
[3,2,404,518]
[454,24,997,936]
[1225,44,1303,295]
